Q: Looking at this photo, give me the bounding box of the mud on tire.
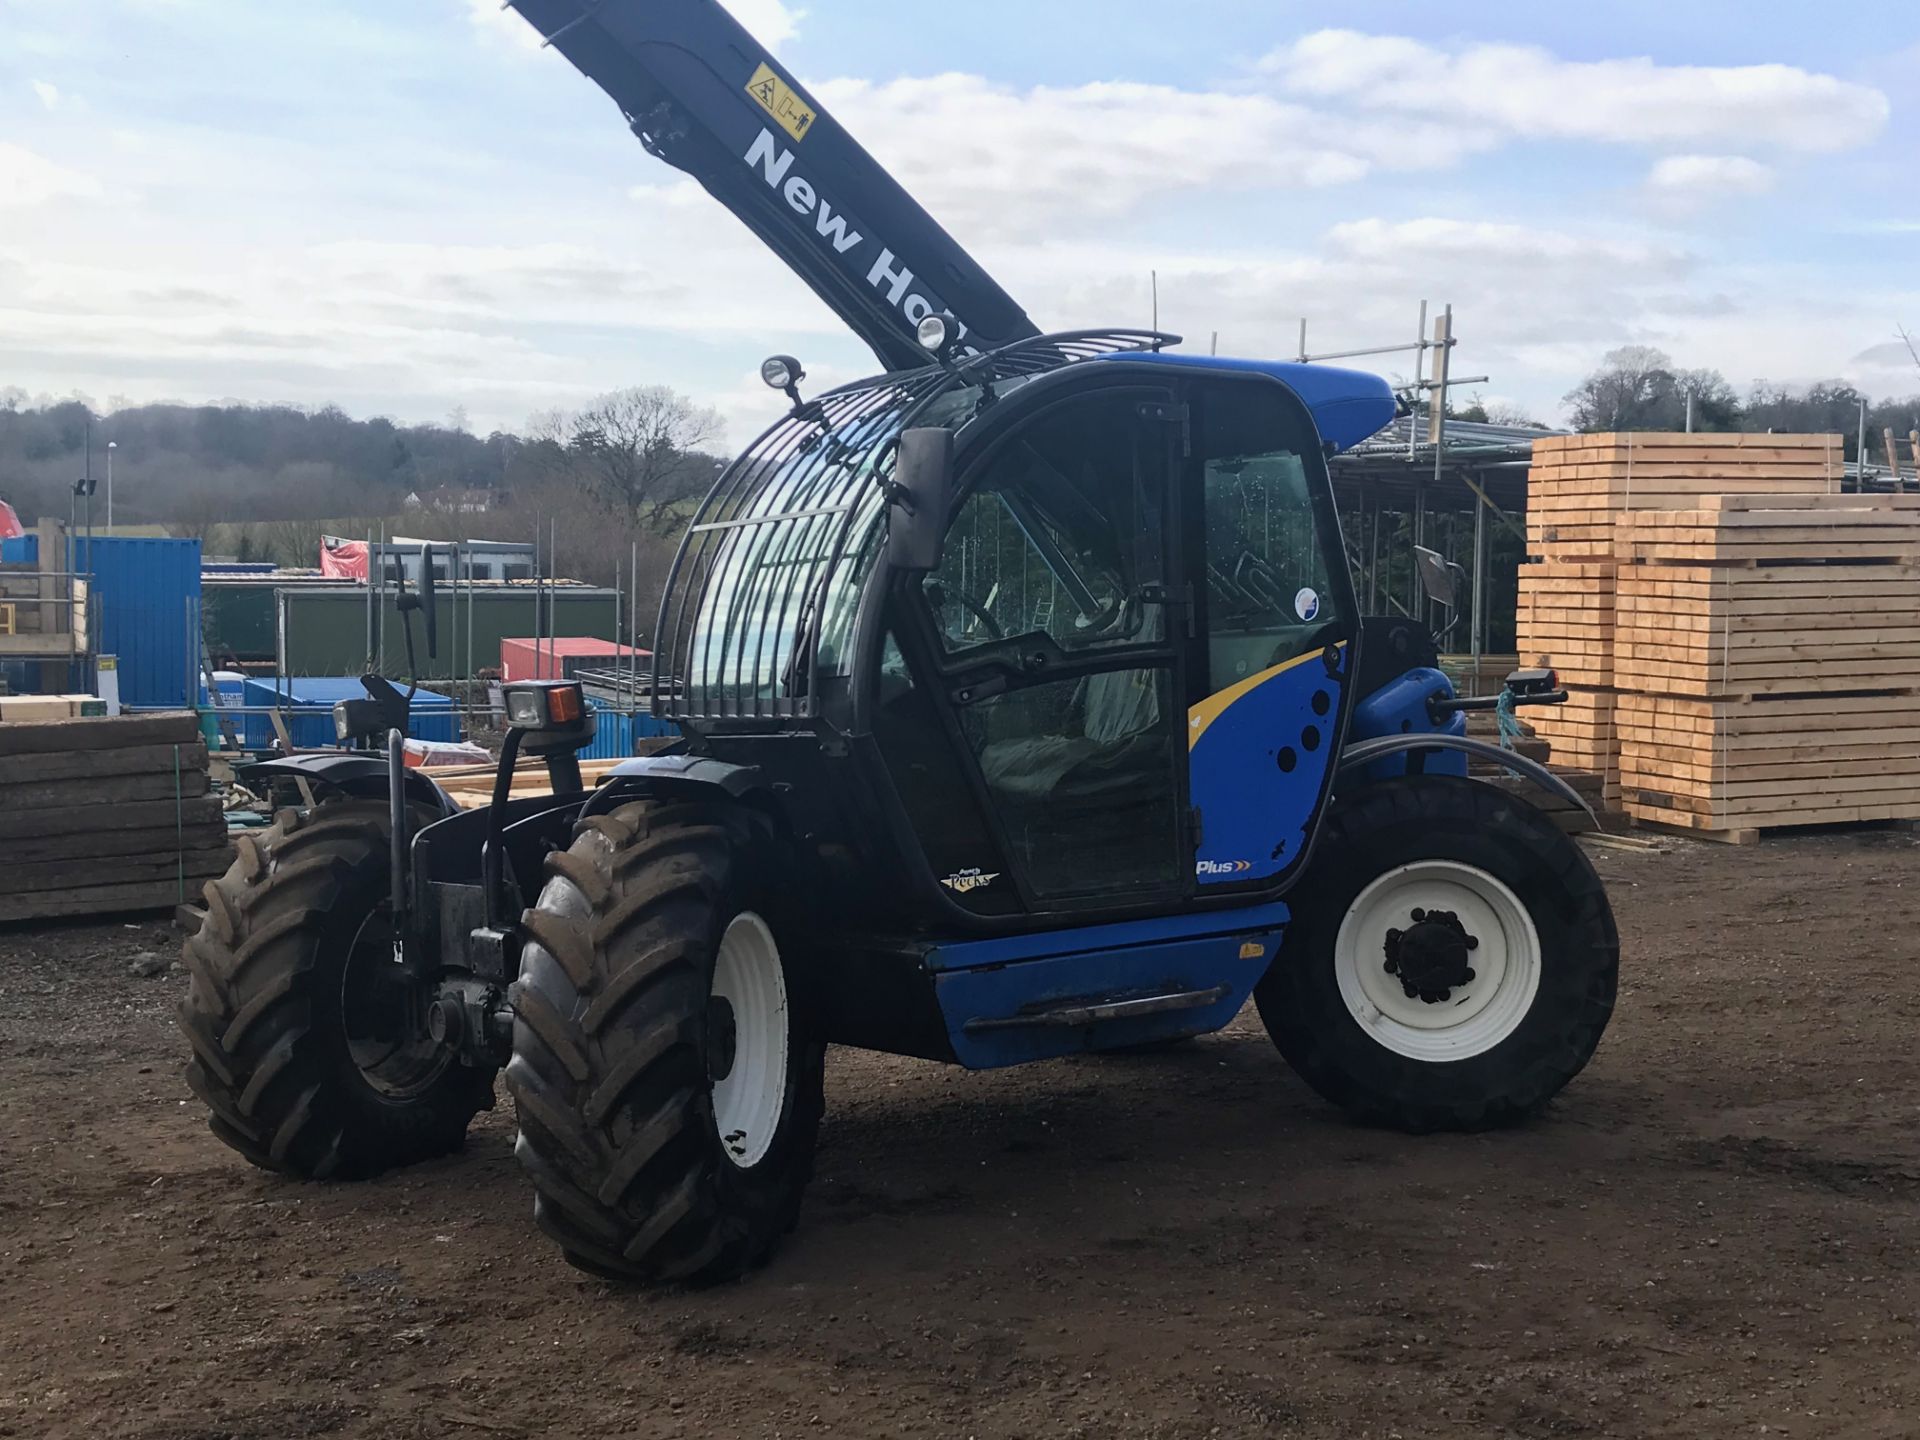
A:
[508,799,825,1286]
[1257,775,1618,1133]
[177,799,495,1179]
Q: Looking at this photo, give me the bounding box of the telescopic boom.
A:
[508,0,1041,369]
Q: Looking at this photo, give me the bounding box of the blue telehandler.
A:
[178,0,1617,1286]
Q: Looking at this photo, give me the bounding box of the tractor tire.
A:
[1256,775,1617,1132]
[508,799,825,1286]
[178,799,495,1179]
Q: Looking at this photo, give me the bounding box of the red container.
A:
[499,636,649,682]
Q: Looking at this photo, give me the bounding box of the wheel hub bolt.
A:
[1382,907,1480,1004]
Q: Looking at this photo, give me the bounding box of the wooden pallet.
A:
[1617,691,1920,840]
[1516,560,1617,689]
[1525,433,1842,563]
[1614,515,1920,697]
[1615,495,1920,565]
[0,711,233,923]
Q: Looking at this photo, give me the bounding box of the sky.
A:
[1,0,1915,447]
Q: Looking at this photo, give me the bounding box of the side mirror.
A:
[886,427,953,572]
[419,542,439,659]
[1412,545,1462,609]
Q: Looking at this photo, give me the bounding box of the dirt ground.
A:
[2,833,1918,1440]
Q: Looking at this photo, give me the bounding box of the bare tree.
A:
[554,386,725,529]
[1564,346,1738,432]
[1900,324,1919,380]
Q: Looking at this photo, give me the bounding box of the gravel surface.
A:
[2,832,1917,1439]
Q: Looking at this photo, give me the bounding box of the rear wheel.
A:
[508,799,824,1285]
[1257,776,1617,1131]
[177,800,495,1178]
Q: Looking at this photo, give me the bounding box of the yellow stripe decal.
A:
[1186,642,1346,752]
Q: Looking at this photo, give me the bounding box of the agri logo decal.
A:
[1196,859,1253,877]
[942,868,1000,895]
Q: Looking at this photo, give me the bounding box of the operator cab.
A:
[652,330,1394,930]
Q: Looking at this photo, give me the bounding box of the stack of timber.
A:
[0,711,233,922]
[1517,433,1845,805]
[423,744,675,811]
[1614,494,1920,840]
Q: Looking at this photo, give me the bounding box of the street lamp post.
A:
[106,441,117,529]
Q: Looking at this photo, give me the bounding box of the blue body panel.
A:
[1189,644,1348,886]
[1097,352,1398,453]
[927,901,1289,1068]
[1347,665,1468,780]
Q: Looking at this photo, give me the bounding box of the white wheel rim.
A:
[1332,861,1542,1063]
[709,911,790,1170]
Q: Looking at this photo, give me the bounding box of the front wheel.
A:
[1257,776,1618,1132]
[507,799,824,1286]
[178,800,495,1178]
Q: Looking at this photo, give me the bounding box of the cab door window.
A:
[903,387,1184,907]
[1186,377,1354,890]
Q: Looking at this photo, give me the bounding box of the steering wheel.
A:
[951,590,1004,642]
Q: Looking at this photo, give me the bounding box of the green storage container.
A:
[277,585,624,680]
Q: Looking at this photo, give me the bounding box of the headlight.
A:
[504,682,585,730]
[333,701,353,742]
[760,355,802,391]
[916,313,950,354]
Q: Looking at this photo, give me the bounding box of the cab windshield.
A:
[680,377,1016,711]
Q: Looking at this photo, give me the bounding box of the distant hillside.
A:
[0,397,508,530]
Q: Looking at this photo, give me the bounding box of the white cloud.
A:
[30,79,60,110]
[1264,30,1889,153]
[1646,154,1775,199]
[464,0,542,52]
[0,142,101,206]
[815,74,1494,242]
[721,0,804,46]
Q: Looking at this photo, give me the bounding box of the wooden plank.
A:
[0,769,212,812]
[0,794,224,841]
[0,741,210,786]
[0,848,233,897]
[0,877,221,924]
[9,827,230,865]
[0,710,202,757]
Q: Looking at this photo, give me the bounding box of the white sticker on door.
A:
[1294,587,1320,622]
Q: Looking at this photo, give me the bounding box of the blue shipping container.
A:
[70,535,202,708]
[241,676,459,750]
[1,535,37,565]
[579,698,679,760]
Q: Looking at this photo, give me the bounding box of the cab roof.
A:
[1096,351,1398,454]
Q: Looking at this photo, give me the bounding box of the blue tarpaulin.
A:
[241,676,459,749]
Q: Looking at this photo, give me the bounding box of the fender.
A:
[243,754,460,819]
[1336,734,1596,827]
[580,753,767,817]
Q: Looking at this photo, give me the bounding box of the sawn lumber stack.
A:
[1613,495,1920,838]
[1517,434,1842,808]
[0,711,233,922]
[1514,433,1920,839]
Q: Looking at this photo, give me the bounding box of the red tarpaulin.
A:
[0,500,23,541]
[320,536,369,580]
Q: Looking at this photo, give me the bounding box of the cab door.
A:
[883,384,1190,915]
[1181,375,1358,890]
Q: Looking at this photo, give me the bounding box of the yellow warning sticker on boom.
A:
[746,62,815,143]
